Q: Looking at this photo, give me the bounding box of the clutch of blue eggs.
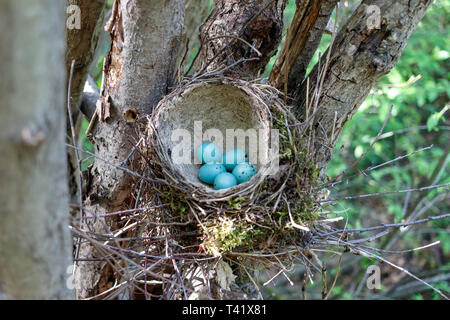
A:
[197,142,258,190]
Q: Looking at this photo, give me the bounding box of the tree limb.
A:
[296,0,434,172]
[196,0,287,77]
[269,0,338,92]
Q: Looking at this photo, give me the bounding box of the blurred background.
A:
[81,0,449,299]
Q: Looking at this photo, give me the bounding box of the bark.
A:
[196,0,287,77]
[296,0,434,172]
[0,1,73,299]
[66,0,106,204]
[74,0,184,299]
[269,0,338,92]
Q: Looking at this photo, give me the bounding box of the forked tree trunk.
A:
[75,0,434,299]
[294,0,434,171]
[0,1,73,299]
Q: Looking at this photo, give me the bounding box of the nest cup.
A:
[140,78,319,272]
[148,81,275,199]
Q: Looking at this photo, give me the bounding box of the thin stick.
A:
[324,254,343,300]
[320,183,449,203]
[324,144,433,188]
[329,104,394,183]
[67,59,84,267]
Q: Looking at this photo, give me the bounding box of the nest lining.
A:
[149,81,277,199]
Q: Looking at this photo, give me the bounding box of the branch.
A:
[269,0,338,92]
[321,183,449,203]
[176,0,210,77]
[296,0,434,171]
[195,0,287,77]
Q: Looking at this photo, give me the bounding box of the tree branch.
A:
[269,0,338,92]
[296,0,434,172]
[66,0,106,204]
[176,0,210,77]
[196,0,287,77]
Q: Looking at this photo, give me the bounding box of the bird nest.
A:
[139,77,321,263]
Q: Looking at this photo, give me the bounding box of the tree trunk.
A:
[74,0,184,299]
[0,1,74,299]
[176,0,210,76]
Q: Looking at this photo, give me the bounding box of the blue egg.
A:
[232,163,258,184]
[223,148,248,171]
[196,142,222,164]
[198,163,226,184]
[213,172,238,190]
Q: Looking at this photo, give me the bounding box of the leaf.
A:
[427,105,448,131]
[216,260,237,291]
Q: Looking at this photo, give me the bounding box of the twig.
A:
[321,183,449,203]
[67,59,84,267]
[65,143,185,192]
[324,145,433,188]
[322,213,450,236]
[194,0,276,76]
[329,104,394,184]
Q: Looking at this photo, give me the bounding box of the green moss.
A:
[227,197,246,210]
[205,218,268,254]
[162,189,188,218]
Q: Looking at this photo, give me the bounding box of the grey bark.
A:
[74,0,185,299]
[0,1,74,299]
[296,0,434,172]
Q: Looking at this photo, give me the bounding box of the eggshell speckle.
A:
[232,163,257,184]
[198,163,226,184]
